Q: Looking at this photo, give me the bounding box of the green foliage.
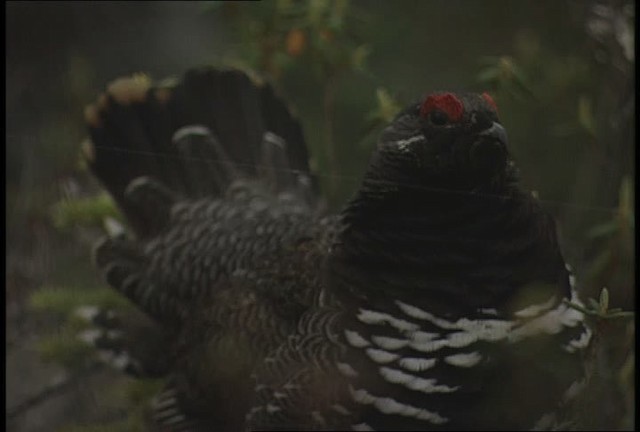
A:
[358,87,402,149]
[36,331,95,370]
[565,287,634,320]
[562,175,634,430]
[31,290,160,431]
[477,55,535,100]
[25,49,154,428]
[583,176,634,303]
[371,88,402,124]
[571,176,634,315]
[51,192,121,231]
[29,286,132,370]
[212,0,380,203]
[472,21,633,334]
[30,286,131,316]
[475,44,595,140]
[215,0,369,78]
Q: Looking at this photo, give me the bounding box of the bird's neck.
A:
[329,169,569,315]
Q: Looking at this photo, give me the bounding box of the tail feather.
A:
[93,237,187,321]
[168,68,264,177]
[257,82,318,202]
[259,131,291,191]
[81,67,320,429]
[134,85,193,196]
[84,75,185,236]
[83,67,317,239]
[151,382,204,431]
[171,125,238,197]
[75,305,173,378]
[258,83,312,179]
[93,236,144,270]
[123,177,178,237]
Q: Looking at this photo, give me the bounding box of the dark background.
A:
[6,1,634,431]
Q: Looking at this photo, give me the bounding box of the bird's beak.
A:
[470,122,508,176]
[479,122,508,147]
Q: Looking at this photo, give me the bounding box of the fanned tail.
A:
[78,68,319,402]
[83,67,317,239]
[82,66,318,323]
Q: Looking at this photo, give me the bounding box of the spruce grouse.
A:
[81,67,592,431]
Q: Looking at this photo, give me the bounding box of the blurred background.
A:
[6,1,634,431]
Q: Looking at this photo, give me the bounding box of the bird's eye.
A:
[429,109,449,126]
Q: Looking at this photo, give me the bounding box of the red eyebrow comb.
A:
[482,92,498,112]
[420,93,464,122]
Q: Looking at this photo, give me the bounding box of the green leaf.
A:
[563,299,591,315]
[374,87,401,122]
[588,297,601,310]
[351,44,371,71]
[476,66,501,84]
[30,286,131,315]
[564,298,634,320]
[51,193,121,230]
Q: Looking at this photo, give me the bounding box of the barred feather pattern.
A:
[246,93,592,430]
[247,307,353,430]
[83,67,327,430]
[248,278,591,431]
[82,69,593,431]
[128,182,314,322]
[336,284,591,430]
[162,217,340,431]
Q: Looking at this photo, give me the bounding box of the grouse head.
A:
[365,92,513,196]
[337,91,556,306]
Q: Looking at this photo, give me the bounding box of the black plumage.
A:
[82,67,592,431]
